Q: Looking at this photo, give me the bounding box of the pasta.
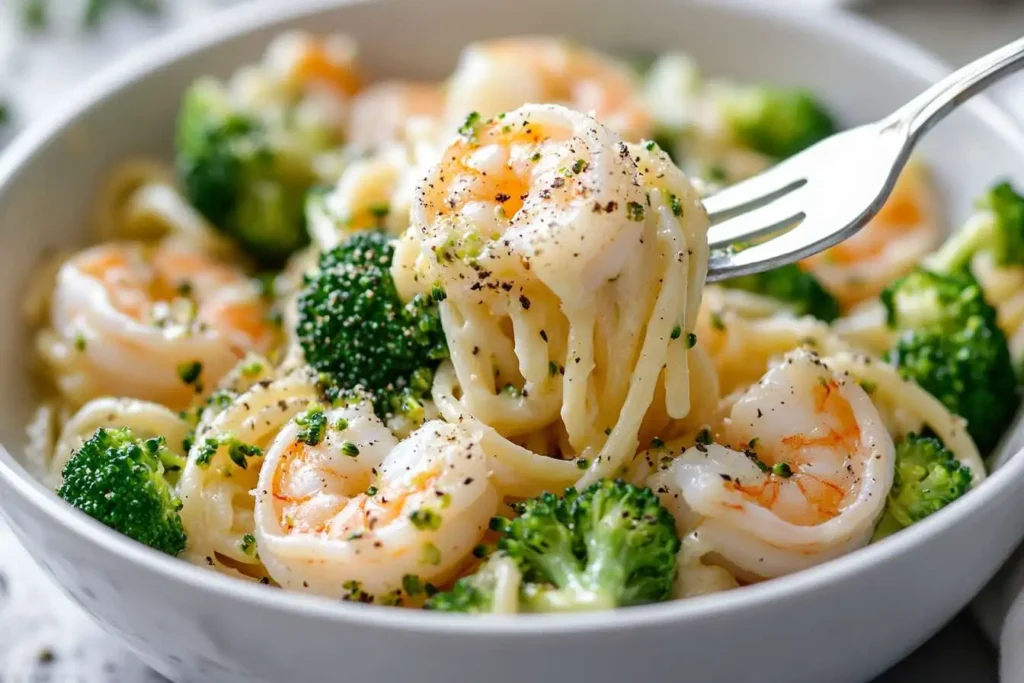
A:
[28,32,1015,614]
[395,103,712,496]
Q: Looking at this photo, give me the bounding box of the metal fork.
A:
[705,35,1024,283]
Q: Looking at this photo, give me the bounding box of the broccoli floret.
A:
[425,573,494,613]
[719,263,840,322]
[57,427,187,555]
[719,86,836,160]
[872,433,973,540]
[929,181,1024,273]
[492,479,679,612]
[176,79,318,264]
[882,268,1017,454]
[296,230,447,420]
[882,268,992,332]
[425,554,521,613]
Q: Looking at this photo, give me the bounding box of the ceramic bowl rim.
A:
[1,0,1023,637]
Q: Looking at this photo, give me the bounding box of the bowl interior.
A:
[1,0,1024,627]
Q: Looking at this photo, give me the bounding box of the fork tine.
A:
[706,188,808,250]
[702,159,808,220]
[707,215,844,282]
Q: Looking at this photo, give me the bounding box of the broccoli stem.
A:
[522,580,618,612]
[524,543,583,597]
[926,212,996,274]
[157,447,186,476]
[870,510,905,542]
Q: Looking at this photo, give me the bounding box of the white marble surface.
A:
[0,1,1017,681]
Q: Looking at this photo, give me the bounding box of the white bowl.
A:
[1,1,1024,682]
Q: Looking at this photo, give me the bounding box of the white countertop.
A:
[0,1,1017,681]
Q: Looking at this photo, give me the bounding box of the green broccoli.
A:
[175,79,319,264]
[929,181,1024,273]
[57,427,187,555]
[424,554,521,613]
[719,263,840,322]
[490,479,679,612]
[718,86,837,160]
[296,230,448,421]
[882,267,1017,454]
[872,433,973,540]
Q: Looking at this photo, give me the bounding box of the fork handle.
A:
[887,35,1024,142]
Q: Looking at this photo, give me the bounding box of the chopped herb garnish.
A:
[295,405,327,446]
[747,452,771,473]
[227,440,262,470]
[410,508,442,530]
[240,533,258,557]
[669,193,683,217]
[341,579,371,603]
[341,441,360,457]
[695,428,713,445]
[772,462,793,478]
[458,111,483,139]
[572,159,589,174]
[626,201,646,222]
[402,574,423,596]
[194,434,261,469]
[576,458,590,470]
[670,325,682,340]
[177,361,203,386]
[686,332,698,349]
[420,542,442,566]
[194,438,219,466]
[240,360,263,377]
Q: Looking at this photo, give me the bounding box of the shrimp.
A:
[406,103,650,304]
[346,81,445,150]
[254,416,499,600]
[803,159,940,309]
[649,349,894,582]
[264,32,362,100]
[46,239,274,410]
[445,38,651,142]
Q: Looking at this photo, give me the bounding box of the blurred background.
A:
[0,0,1021,681]
[3,0,1024,138]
